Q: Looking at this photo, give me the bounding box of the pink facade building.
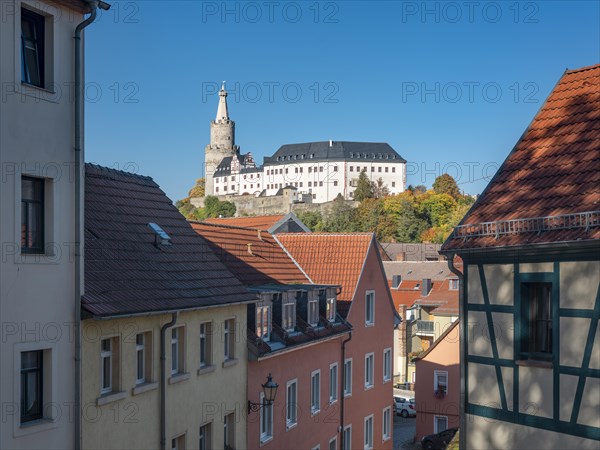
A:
[277,233,399,450]
[414,320,460,441]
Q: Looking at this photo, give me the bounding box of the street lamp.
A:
[248,373,279,414]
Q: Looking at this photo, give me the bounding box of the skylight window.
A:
[148,222,171,246]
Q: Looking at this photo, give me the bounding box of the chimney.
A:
[392,275,401,289]
[396,251,406,261]
[422,278,432,296]
[247,243,253,256]
[329,139,333,147]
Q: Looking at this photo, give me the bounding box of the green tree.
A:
[353,171,374,201]
[420,193,457,227]
[204,196,236,218]
[383,192,429,242]
[322,196,358,232]
[373,178,390,199]
[296,210,324,231]
[433,174,460,199]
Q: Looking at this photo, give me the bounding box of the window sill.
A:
[198,365,216,376]
[260,435,273,447]
[222,358,238,368]
[365,322,375,328]
[286,422,298,432]
[97,391,127,406]
[516,359,553,369]
[16,417,57,437]
[132,381,158,396]
[329,399,338,405]
[344,392,352,398]
[15,253,60,265]
[383,378,391,384]
[19,82,60,104]
[364,384,374,391]
[168,372,191,384]
[311,408,320,416]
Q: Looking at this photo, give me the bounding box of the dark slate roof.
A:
[264,141,406,165]
[214,154,262,177]
[443,64,600,252]
[82,164,257,318]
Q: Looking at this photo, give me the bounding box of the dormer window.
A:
[282,292,296,332]
[256,301,272,342]
[326,297,336,322]
[308,295,319,327]
[449,278,459,290]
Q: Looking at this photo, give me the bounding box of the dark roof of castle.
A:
[214,154,262,177]
[82,164,256,318]
[264,141,406,165]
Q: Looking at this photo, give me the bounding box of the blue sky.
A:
[84,1,600,201]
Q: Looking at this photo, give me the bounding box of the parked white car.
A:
[393,396,416,417]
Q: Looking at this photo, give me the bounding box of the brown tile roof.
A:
[189,222,309,286]
[388,279,458,315]
[203,215,286,231]
[443,64,600,252]
[82,165,256,318]
[275,233,374,308]
[384,261,455,281]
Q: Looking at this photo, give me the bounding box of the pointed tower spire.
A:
[216,81,229,122]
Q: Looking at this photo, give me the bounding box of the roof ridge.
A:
[279,232,374,237]
[565,63,600,75]
[189,220,262,232]
[85,163,154,181]
[207,214,284,220]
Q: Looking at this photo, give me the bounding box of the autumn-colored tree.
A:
[433,174,460,199]
[188,178,205,198]
[420,193,457,227]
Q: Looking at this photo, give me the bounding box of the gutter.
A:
[446,255,465,450]
[339,332,352,449]
[73,2,107,447]
[160,312,178,450]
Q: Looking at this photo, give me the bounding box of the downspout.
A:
[160,312,178,450]
[74,4,100,449]
[339,332,352,449]
[447,254,465,449]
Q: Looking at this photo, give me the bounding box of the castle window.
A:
[231,176,235,182]
[392,167,396,173]
[392,182,396,187]
[308,182,312,187]
[300,182,303,187]
[385,167,389,173]
[319,166,323,173]
[319,181,323,187]
[300,168,303,173]
[308,167,312,173]
[350,166,354,172]
[333,181,338,186]
[216,187,219,192]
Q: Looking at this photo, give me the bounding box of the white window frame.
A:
[171,327,185,375]
[364,414,373,450]
[449,278,459,290]
[434,370,448,394]
[311,446,320,450]
[382,348,392,383]
[382,406,391,441]
[100,338,113,394]
[326,297,336,322]
[282,294,296,332]
[311,369,321,414]
[259,392,273,444]
[135,333,145,385]
[199,322,212,368]
[256,305,271,342]
[199,422,211,450]
[224,319,235,361]
[343,358,352,397]
[329,362,338,403]
[342,425,352,450]
[286,379,298,429]
[329,436,338,450]
[364,353,374,389]
[434,415,448,433]
[365,291,375,326]
[223,412,234,448]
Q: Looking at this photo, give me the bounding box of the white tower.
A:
[204,82,238,196]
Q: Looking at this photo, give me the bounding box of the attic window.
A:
[148,222,171,246]
[414,284,420,290]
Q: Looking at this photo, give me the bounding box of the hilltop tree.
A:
[204,195,236,218]
[433,174,460,199]
[188,178,205,198]
[353,171,374,201]
[420,193,457,227]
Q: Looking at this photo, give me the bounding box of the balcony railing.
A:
[415,320,435,334]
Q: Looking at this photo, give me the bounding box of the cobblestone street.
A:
[393,414,417,450]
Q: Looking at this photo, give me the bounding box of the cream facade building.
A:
[0,1,102,448]
[81,165,256,450]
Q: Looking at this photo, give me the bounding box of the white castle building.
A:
[204,84,407,203]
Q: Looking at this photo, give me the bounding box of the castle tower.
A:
[204,82,238,196]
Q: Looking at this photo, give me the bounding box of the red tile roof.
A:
[203,215,285,231]
[276,233,374,307]
[443,64,600,251]
[82,165,256,318]
[189,222,309,286]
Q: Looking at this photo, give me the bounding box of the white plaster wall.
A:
[560,261,600,310]
[0,2,82,448]
[485,264,514,305]
[466,414,600,450]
